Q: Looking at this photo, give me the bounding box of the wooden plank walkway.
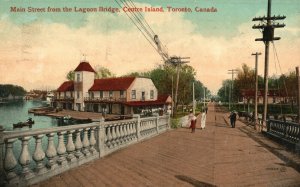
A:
[33,104,300,187]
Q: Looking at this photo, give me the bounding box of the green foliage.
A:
[125,64,211,106]
[66,71,75,81]
[94,66,115,78]
[0,84,27,97]
[218,64,298,103]
[171,118,180,129]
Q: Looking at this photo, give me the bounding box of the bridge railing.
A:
[266,119,300,144]
[0,114,170,186]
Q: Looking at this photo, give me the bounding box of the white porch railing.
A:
[0,114,170,186]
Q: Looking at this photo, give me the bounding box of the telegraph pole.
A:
[193,82,195,115]
[171,56,190,115]
[252,52,262,130]
[228,69,238,110]
[296,66,300,124]
[252,0,285,131]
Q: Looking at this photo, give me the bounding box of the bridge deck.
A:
[34,104,300,186]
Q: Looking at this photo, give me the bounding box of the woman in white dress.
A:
[201,109,206,129]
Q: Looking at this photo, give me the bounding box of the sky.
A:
[0,0,299,94]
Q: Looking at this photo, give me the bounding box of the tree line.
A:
[218,63,297,103]
[0,84,27,98]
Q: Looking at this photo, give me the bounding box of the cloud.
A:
[0,10,299,94]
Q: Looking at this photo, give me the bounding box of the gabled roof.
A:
[57,81,74,92]
[89,77,136,91]
[74,61,95,73]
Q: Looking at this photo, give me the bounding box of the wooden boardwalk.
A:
[34,104,300,187]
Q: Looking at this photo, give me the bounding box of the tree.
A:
[125,64,210,107]
[94,66,115,79]
[0,84,27,97]
[66,71,75,81]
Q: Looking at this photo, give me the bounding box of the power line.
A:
[113,0,160,55]
[120,0,154,40]
[127,0,156,36]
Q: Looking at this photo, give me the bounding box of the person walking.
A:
[190,115,197,133]
[229,110,237,128]
[201,109,206,129]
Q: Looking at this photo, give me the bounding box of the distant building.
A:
[53,60,171,115]
[240,89,295,104]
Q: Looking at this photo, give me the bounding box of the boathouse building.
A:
[53,61,171,115]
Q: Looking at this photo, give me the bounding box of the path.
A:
[33,103,300,186]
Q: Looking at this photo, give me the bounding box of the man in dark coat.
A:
[229,111,237,128]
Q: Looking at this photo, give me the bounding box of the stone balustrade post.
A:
[154,114,159,134]
[133,114,141,141]
[66,130,76,162]
[46,133,58,170]
[3,138,18,184]
[89,127,97,155]
[75,129,84,160]
[57,131,67,166]
[82,128,91,157]
[111,126,116,147]
[19,136,35,180]
[97,118,106,157]
[33,134,47,175]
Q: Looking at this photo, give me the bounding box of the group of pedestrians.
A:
[188,106,207,133]
[187,106,238,132]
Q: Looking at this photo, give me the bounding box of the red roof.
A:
[125,95,172,107]
[89,77,136,91]
[74,61,95,73]
[57,81,74,92]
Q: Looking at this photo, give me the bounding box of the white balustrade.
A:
[0,115,170,186]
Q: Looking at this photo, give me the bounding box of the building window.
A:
[109,91,113,98]
[77,91,80,99]
[131,90,136,99]
[71,92,73,98]
[100,91,103,98]
[150,90,154,99]
[91,92,94,99]
[120,90,124,98]
[76,74,80,82]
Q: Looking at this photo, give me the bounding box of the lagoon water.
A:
[0,100,59,131]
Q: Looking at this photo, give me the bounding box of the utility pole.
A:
[171,56,190,116]
[296,66,300,124]
[203,87,206,107]
[252,0,285,131]
[228,69,238,110]
[193,82,195,115]
[252,52,262,130]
